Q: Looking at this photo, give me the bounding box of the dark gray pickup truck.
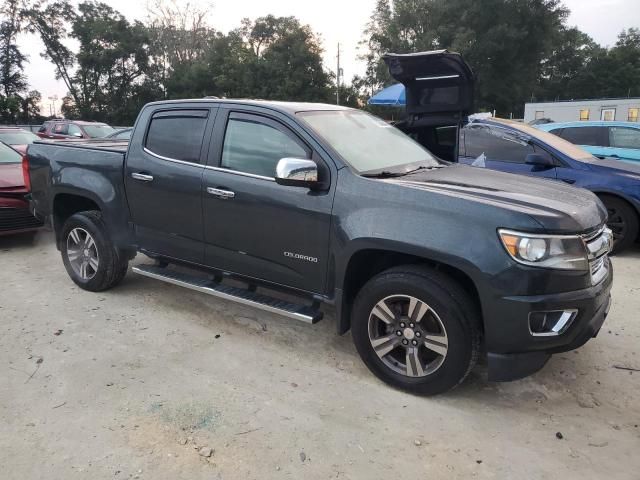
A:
[26,58,613,395]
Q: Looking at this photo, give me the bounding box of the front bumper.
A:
[486,258,613,382]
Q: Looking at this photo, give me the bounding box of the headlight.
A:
[498,229,588,270]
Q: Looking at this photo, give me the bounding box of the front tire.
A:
[61,210,129,292]
[601,195,639,254]
[351,265,481,395]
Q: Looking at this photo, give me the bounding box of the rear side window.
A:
[556,127,606,146]
[464,125,533,163]
[145,110,209,163]
[221,116,309,178]
[609,127,640,149]
[53,123,68,135]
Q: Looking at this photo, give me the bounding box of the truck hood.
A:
[386,164,606,233]
[0,163,26,191]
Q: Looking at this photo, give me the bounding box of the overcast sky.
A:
[17,0,640,109]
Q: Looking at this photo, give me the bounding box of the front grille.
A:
[0,207,43,232]
[581,225,612,285]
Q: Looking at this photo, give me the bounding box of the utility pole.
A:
[336,43,341,105]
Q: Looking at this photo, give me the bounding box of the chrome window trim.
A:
[204,166,276,182]
[143,147,203,167]
[143,147,276,182]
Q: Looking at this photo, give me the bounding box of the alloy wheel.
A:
[368,295,448,377]
[66,227,100,280]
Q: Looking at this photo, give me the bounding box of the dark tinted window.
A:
[464,125,533,163]
[555,126,605,146]
[145,110,208,163]
[221,117,309,178]
[609,127,640,149]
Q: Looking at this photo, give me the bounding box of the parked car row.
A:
[0,120,130,238]
[36,120,116,140]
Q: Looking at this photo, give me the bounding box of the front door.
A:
[460,124,557,179]
[202,109,334,293]
[125,107,216,263]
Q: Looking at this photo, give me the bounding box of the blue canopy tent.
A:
[367,83,406,106]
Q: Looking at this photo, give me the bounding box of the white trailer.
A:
[524,98,640,123]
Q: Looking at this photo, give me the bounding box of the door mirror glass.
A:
[525,153,554,169]
[275,158,318,187]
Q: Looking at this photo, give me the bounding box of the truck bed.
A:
[28,139,131,246]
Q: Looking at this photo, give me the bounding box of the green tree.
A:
[0,0,28,98]
[360,0,570,116]
[26,0,155,124]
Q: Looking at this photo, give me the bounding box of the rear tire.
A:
[351,265,481,395]
[600,195,639,254]
[60,210,129,292]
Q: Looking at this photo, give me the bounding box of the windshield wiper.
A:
[361,164,444,179]
[361,170,409,178]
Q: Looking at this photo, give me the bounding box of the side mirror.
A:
[275,158,318,188]
[71,132,83,138]
[525,153,554,169]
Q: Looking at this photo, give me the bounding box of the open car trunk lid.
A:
[384,50,475,161]
[383,50,475,125]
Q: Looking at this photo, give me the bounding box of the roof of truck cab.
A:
[145,98,354,114]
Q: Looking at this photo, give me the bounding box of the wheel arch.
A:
[593,191,640,241]
[52,191,103,248]
[335,245,484,335]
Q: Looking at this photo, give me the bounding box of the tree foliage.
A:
[4,0,640,124]
[360,0,640,116]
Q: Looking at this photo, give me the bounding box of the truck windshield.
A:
[298,110,440,174]
[83,124,116,138]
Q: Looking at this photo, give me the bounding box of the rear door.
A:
[201,107,335,293]
[125,105,217,263]
[460,124,557,179]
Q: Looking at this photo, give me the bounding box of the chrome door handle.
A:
[206,187,235,199]
[131,172,154,182]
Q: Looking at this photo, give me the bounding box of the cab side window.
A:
[145,110,209,164]
[221,114,309,178]
[464,125,533,163]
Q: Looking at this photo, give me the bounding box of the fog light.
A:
[528,310,577,336]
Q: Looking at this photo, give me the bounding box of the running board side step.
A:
[132,264,323,324]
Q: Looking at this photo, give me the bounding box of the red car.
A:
[0,142,43,236]
[36,120,115,140]
[0,127,40,155]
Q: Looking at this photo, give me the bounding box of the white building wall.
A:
[524,98,640,123]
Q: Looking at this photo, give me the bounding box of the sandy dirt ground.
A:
[1,231,638,480]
